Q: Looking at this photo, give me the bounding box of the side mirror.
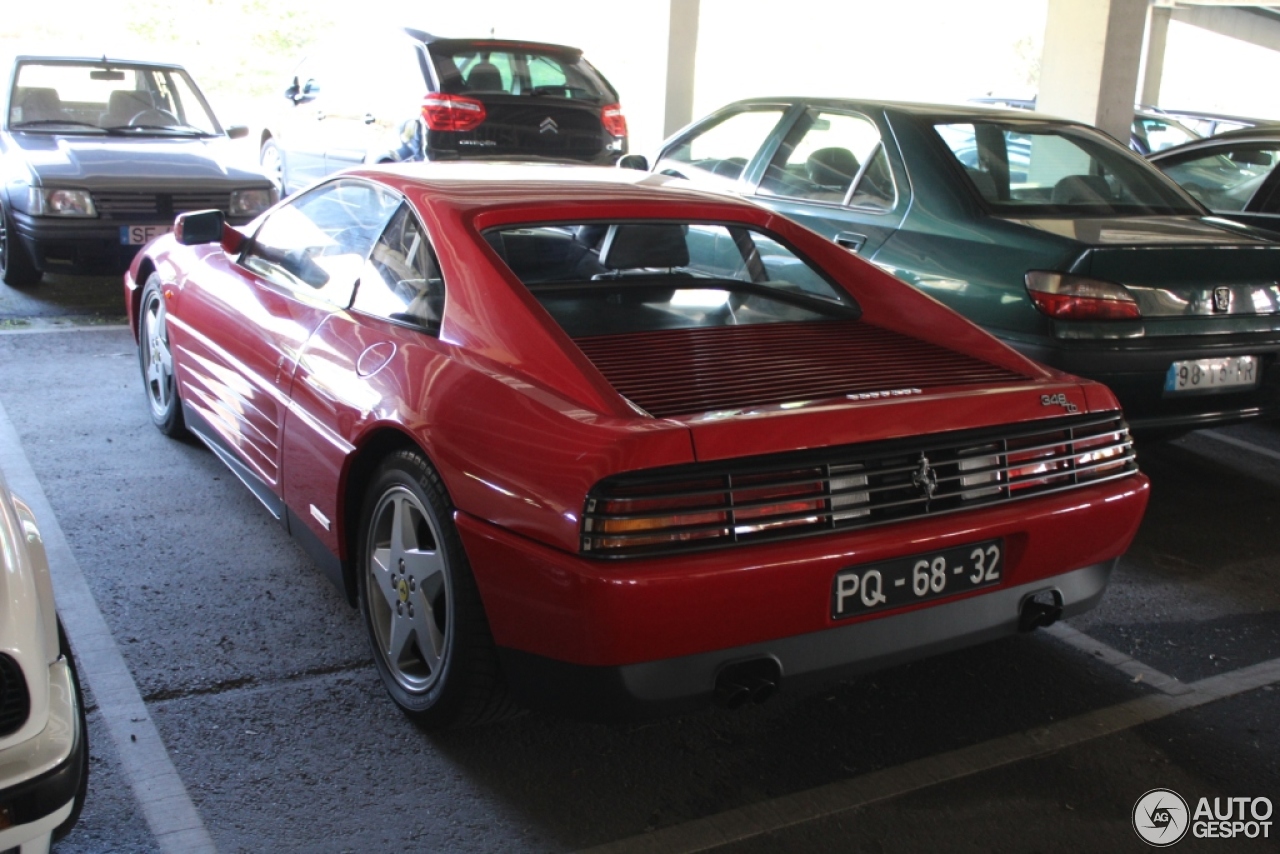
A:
[617,154,649,171]
[294,79,320,104]
[174,210,244,254]
[175,210,224,245]
[225,125,249,140]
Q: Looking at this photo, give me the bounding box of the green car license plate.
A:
[1164,356,1258,394]
[831,539,1003,620]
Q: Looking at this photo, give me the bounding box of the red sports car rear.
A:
[124,164,1148,727]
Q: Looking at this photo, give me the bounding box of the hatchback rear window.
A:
[484,221,859,337]
[429,44,613,102]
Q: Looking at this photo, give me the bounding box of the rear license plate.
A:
[120,225,170,246]
[831,539,1003,620]
[1163,356,1259,394]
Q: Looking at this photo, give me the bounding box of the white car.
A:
[0,468,87,853]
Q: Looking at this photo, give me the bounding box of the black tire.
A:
[0,197,41,287]
[137,275,186,436]
[356,450,516,730]
[260,138,286,198]
[53,618,89,841]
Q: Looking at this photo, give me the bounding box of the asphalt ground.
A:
[1,273,1277,853]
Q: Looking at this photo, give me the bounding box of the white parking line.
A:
[577,650,1280,854]
[1198,429,1280,464]
[0,400,215,854]
[1043,622,1193,695]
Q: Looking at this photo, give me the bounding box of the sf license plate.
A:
[1164,356,1258,394]
[120,225,171,246]
[831,539,1003,620]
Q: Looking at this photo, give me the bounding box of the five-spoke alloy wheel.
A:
[138,275,185,435]
[357,450,513,729]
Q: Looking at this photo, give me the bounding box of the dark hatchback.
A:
[650,98,1280,432]
[260,28,628,196]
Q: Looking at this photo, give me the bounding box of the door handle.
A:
[315,110,326,121]
[835,232,867,253]
[363,113,377,125]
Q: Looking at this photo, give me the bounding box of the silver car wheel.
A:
[140,287,174,419]
[365,484,453,695]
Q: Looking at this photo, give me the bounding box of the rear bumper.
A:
[0,658,86,848]
[496,561,1113,720]
[458,473,1149,719]
[1014,334,1280,431]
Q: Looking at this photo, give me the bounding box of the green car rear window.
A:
[935,120,1202,216]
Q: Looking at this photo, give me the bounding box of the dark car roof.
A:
[400,28,584,59]
[713,96,1077,125]
[1149,127,1280,161]
[10,54,188,70]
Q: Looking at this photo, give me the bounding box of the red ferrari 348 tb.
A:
[124,164,1149,728]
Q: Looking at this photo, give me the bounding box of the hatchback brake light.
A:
[1025,271,1141,321]
[601,103,627,138]
[421,94,486,132]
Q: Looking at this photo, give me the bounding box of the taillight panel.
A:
[582,414,1137,557]
[421,94,487,132]
[601,103,627,138]
[1025,270,1141,321]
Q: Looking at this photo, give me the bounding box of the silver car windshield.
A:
[936,120,1202,216]
[7,61,219,135]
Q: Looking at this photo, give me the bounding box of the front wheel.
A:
[357,450,515,729]
[0,198,41,287]
[138,275,185,436]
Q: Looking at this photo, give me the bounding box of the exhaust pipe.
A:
[714,657,781,708]
[1019,589,1064,633]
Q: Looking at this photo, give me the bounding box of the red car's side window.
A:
[241,179,399,306]
[352,204,446,333]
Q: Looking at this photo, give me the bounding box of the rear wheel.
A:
[138,275,185,436]
[0,198,41,287]
[357,450,515,729]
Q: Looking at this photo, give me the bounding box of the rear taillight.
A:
[601,103,627,138]
[421,94,486,132]
[1025,271,1141,321]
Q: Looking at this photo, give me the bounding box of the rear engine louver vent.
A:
[572,320,1027,417]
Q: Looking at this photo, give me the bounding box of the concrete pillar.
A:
[663,0,700,138]
[1140,5,1171,107]
[1037,0,1149,145]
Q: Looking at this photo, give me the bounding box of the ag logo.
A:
[1133,788,1190,847]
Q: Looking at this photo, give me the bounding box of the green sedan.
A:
[649,98,1280,432]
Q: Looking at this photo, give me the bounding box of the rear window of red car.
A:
[484,221,860,338]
